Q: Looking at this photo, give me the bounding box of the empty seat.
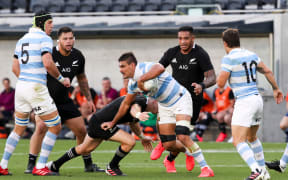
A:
[227,0,245,10]
[177,0,197,5]
[95,0,112,11]
[0,0,10,9]
[30,0,48,13]
[127,0,145,11]
[144,0,161,11]
[47,0,64,12]
[79,0,96,12]
[111,0,128,11]
[64,0,80,12]
[214,0,228,9]
[161,0,177,11]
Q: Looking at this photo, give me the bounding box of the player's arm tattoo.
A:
[77,73,92,101]
[203,69,216,88]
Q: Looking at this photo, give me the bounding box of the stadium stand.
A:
[111,0,129,12]
[95,0,112,12]
[46,0,64,13]
[144,0,161,11]
[63,0,80,12]
[30,0,47,13]
[79,0,96,12]
[127,0,145,12]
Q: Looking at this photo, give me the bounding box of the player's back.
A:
[221,48,260,99]
[131,62,188,107]
[14,27,52,85]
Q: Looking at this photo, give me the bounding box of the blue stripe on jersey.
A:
[153,76,172,99]
[128,81,137,94]
[41,47,52,53]
[230,81,257,88]
[18,78,46,85]
[222,54,259,66]
[15,50,43,57]
[18,36,51,45]
[167,88,186,107]
[20,62,44,69]
[159,83,180,104]
[139,63,146,74]
[20,72,46,80]
[234,86,258,97]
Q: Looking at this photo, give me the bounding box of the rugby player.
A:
[47,95,155,176]
[24,26,103,173]
[0,11,70,176]
[217,28,283,180]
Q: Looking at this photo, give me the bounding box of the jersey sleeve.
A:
[77,50,85,75]
[221,57,233,72]
[40,36,53,54]
[127,79,137,94]
[158,47,177,68]
[198,48,214,72]
[14,41,21,59]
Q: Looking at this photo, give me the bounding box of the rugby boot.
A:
[216,132,227,142]
[245,169,264,180]
[32,167,59,176]
[0,166,11,175]
[150,141,165,160]
[185,154,195,171]
[265,160,286,173]
[85,163,105,172]
[198,166,214,177]
[105,164,126,176]
[163,155,176,173]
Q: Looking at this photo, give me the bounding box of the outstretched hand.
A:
[273,89,283,104]
[141,136,153,152]
[191,83,203,95]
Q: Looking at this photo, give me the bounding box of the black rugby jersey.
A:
[159,45,213,95]
[47,46,85,104]
[90,95,147,126]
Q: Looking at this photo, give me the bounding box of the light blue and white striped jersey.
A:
[221,48,261,99]
[128,62,187,107]
[14,27,53,85]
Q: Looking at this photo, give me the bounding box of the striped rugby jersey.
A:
[128,62,187,107]
[221,48,261,99]
[14,27,53,85]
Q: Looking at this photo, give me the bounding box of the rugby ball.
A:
[143,78,158,96]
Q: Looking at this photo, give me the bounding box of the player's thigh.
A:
[109,129,135,147]
[158,123,176,135]
[76,135,102,154]
[65,116,86,136]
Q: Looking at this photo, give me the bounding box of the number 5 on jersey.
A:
[21,43,29,64]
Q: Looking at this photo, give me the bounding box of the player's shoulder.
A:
[166,46,180,54]
[71,48,85,58]
[194,44,209,55]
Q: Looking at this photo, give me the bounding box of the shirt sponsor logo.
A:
[55,62,60,67]
[72,60,78,66]
[189,58,197,64]
[62,67,71,72]
[171,58,177,63]
[179,65,189,70]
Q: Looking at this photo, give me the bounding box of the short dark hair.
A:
[178,26,194,34]
[102,77,110,81]
[222,28,240,48]
[118,52,137,65]
[57,26,73,38]
[2,77,10,83]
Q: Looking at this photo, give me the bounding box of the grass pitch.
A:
[0,139,287,180]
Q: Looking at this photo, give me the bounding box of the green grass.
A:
[0,139,287,179]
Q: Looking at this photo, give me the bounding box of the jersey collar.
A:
[229,48,242,55]
[29,27,45,34]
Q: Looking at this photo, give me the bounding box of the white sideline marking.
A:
[0,149,283,156]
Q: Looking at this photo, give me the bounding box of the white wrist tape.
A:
[135,112,141,119]
[57,74,64,83]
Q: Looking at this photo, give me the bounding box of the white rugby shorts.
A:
[231,94,263,127]
[158,91,193,124]
[15,81,57,115]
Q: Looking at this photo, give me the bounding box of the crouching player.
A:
[47,95,155,176]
